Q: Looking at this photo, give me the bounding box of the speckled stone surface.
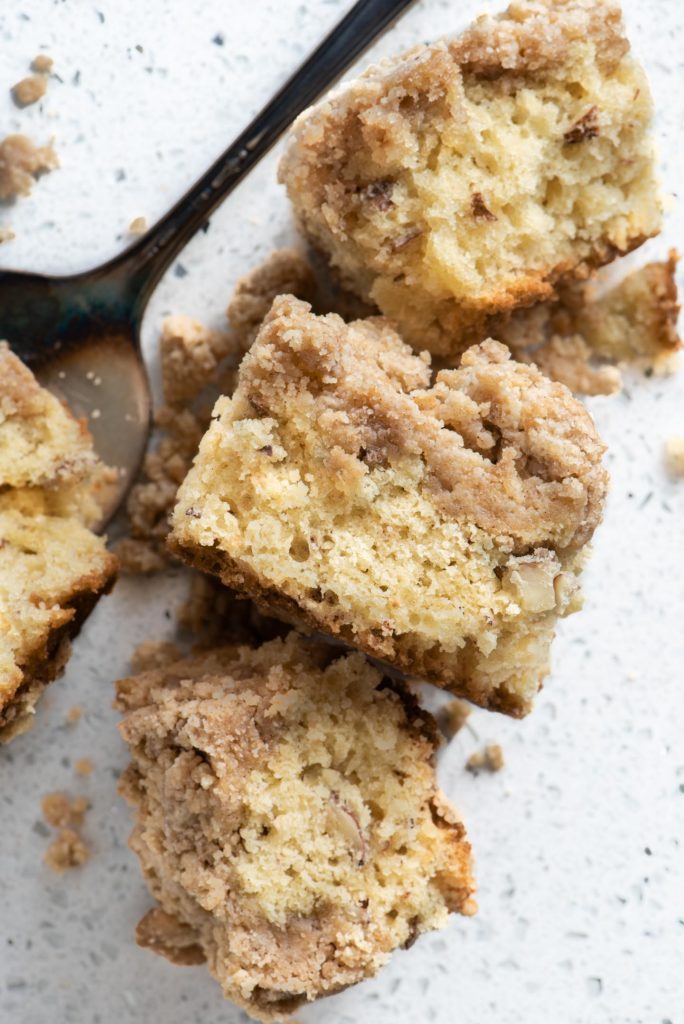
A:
[1,1,683,1022]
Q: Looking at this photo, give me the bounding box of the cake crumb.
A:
[75,758,93,777]
[0,227,15,244]
[11,75,48,107]
[160,314,232,405]
[227,248,317,352]
[436,698,472,740]
[0,134,58,200]
[65,705,82,725]
[44,829,89,873]
[664,436,684,478]
[128,215,148,236]
[466,744,505,775]
[130,640,182,674]
[42,791,89,827]
[31,54,54,74]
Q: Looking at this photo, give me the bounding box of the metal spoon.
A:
[0,0,417,526]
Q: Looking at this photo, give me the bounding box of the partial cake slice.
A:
[0,344,117,741]
[279,0,662,356]
[116,633,475,1022]
[169,297,608,716]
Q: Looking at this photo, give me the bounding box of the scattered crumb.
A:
[130,640,182,674]
[44,829,89,873]
[113,536,169,575]
[436,698,472,740]
[41,792,72,829]
[75,758,93,777]
[65,705,82,725]
[11,75,48,107]
[466,744,505,775]
[128,215,148,236]
[664,436,684,478]
[42,791,89,828]
[227,248,317,352]
[0,227,15,244]
[0,134,58,200]
[31,54,54,74]
[160,314,233,405]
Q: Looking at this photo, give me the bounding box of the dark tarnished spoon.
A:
[0,0,417,527]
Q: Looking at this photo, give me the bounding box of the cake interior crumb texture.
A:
[116,633,475,1022]
[279,0,662,355]
[170,296,607,717]
[0,344,117,742]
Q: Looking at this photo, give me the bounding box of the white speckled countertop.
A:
[1,1,683,1022]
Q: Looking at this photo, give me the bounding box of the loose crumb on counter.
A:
[466,744,505,775]
[436,699,472,740]
[160,314,233,406]
[65,705,82,725]
[75,758,93,777]
[128,215,148,236]
[0,227,15,244]
[11,75,48,107]
[0,134,58,200]
[31,54,54,74]
[664,436,684,478]
[44,829,89,873]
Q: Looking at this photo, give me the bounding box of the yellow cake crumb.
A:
[0,134,58,200]
[128,215,148,236]
[280,0,661,357]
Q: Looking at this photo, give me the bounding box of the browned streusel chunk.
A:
[170,296,607,717]
[279,0,661,356]
[0,134,58,200]
[116,633,475,1022]
[227,248,317,352]
[436,698,472,740]
[41,792,89,828]
[160,314,232,405]
[31,54,54,74]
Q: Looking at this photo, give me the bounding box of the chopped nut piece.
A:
[503,550,561,613]
[327,793,367,867]
[470,192,497,221]
[564,105,600,143]
[664,436,684,478]
[0,134,58,200]
[44,829,89,873]
[11,75,48,107]
[466,744,504,775]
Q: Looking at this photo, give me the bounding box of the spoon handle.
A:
[117,0,418,316]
